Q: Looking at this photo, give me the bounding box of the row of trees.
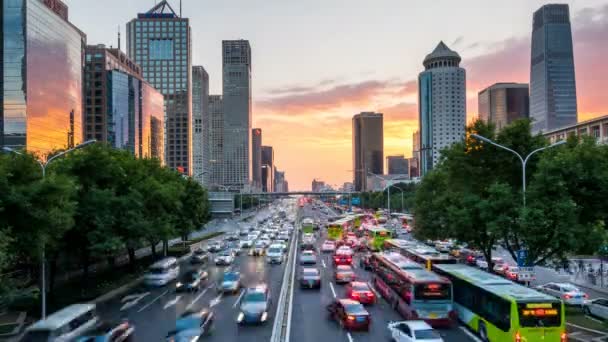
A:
[0,144,210,301]
[358,183,417,213]
[414,119,608,271]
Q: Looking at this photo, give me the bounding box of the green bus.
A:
[327,217,352,240]
[363,226,393,251]
[301,217,314,234]
[433,264,566,342]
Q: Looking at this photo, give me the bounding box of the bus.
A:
[434,264,566,342]
[301,217,314,234]
[363,226,393,251]
[386,241,457,269]
[369,252,456,327]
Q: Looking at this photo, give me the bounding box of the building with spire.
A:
[418,41,466,176]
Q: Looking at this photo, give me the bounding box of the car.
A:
[493,262,511,275]
[226,233,240,241]
[336,246,354,256]
[583,298,608,320]
[321,240,336,253]
[326,299,370,331]
[475,257,488,270]
[301,240,315,251]
[277,233,290,242]
[266,244,285,264]
[237,285,272,324]
[77,319,135,342]
[240,239,254,249]
[218,271,242,294]
[334,265,356,284]
[259,238,272,248]
[215,249,235,266]
[207,241,225,253]
[166,308,214,341]
[388,320,443,342]
[333,251,353,266]
[535,282,588,305]
[228,242,242,255]
[299,267,321,289]
[300,250,317,265]
[176,269,208,292]
[302,233,315,241]
[190,249,210,264]
[345,282,376,304]
[250,242,266,256]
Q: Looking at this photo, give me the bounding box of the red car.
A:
[333,252,353,266]
[334,265,356,284]
[345,282,376,304]
[326,299,370,331]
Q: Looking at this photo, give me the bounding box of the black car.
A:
[190,249,210,264]
[299,267,321,289]
[176,269,208,292]
[166,309,214,341]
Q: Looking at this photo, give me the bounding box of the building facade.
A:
[261,145,274,192]
[192,66,209,183]
[312,179,326,192]
[222,40,252,189]
[127,1,192,174]
[418,41,466,176]
[252,128,262,189]
[352,112,383,191]
[530,4,577,133]
[2,0,85,156]
[274,169,286,192]
[208,95,223,186]
[387,155,409,176]
[410,130,420,178]
[478,83,529,131]
[544,114,608,145]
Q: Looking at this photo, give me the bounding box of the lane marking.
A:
[459,326,483,342]
[163,295,182,310]
[322,260,326,268]
[585,315,603,324]
[567,322,608,335]
[329,282,337,298]
[347,332,354,342]
[137,289,168,313]
[233,289,245,308]
[185,287,210,311]
[209,293,223,308]
[119,292,150,311]
[121,292,149,302]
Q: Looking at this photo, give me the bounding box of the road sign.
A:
[516,249,529,267]
[351,197,361,205]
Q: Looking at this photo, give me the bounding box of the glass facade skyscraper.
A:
[478,83,529,131]
[192,66,209,184]
[2,0,85,157]
[127,1,191,174]
[352,112,383,191]
[208,95,224,186]
[530,4,577,133]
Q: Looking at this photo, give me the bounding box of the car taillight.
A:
[564,294,572,299]
[347,257,352,262]
[515,331,521,342]
[351,293,360,299]
[366,291,374,297]
[334,257,339,262]
[583,294,589,299]
[561,331,567,342]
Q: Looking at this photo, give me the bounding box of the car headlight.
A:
[261,312,268,322]
[237,312,244,323]
[176,282,183,287]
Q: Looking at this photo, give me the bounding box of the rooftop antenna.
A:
[117,25,121,51]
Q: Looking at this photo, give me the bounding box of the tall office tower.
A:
[261,145,274,192]
[251,128,262,189]
[208,95,223,186]
[222,40,252,189]
[312,179,326,192]
[478,83,529,131]
[192,66,209,183]
[352,112,383,191]
[418,41,466,176]
[2,0,85,155]
[274,169,286,192]
[386,155,409,176]
[127,1,192,174]
[410,130,420,178]
[530,4,577,133]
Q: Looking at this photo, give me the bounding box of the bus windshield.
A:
[517,302,562,327]
[414,283,451,301]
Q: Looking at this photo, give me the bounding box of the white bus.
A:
[21,304,99,341]
[144,257,180,286]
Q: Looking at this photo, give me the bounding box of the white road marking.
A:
[322,260,326,268]
[347,332,354,342]
[567,322,608,335]
[121,292,149,302]
[136,289,168,313]
[329,282,337,298]
[210,293,223,308]
[185,287,210,311]
[233,289,245,308]
[585,315,603,324]
[459,326,483,342]
[120,292,150,311]
[163,295,182,310]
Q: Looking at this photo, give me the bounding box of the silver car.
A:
[583,298,608,319]
[535,282,588,305]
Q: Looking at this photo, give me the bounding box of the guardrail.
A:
[270,214,299,342]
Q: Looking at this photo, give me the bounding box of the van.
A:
[20,304,99,341]
[144,257,179,286]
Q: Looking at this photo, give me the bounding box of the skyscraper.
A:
[208,95,223,186]
[127,1,192,174]
[192,66,209,183]
[222,40,252,189]
[274,169,287,192]
[478,83,529,131]
[2,0,85,156]
[386,155,409,176]
[352,112,383,191]
[530,4,577,133]
[410,130,420,178]
[261,145,274,192]
[418,41,466,176]
[252,128,262,189]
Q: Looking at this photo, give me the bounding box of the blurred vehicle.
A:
[434,241,453,253]
[237,285,272,324]
[299,267,321,289]
[250,241,266,256]
[144,257,180,286]
[336,245,354,256]
[239,239,254,249]
[76,319,135,342]
[387,320,443,342]
[266,244,285,264]
[21,304,99,342]
[207,241,225,253]
[475,257,488,270]
[218,271,242,294]
[334,265,356,284]
[326,299,370,331]
[226,233,239,241]
[345,282,376,304]
[359,253,372,270]
[333,251,353,266]
[228,242,242,256]
[190,249,210,265]
[583,298,608,319]
[259,238,272,248]
[176,269,208,292]
[301,239,315,251]
[300,250,317,265]
[166,308,214,341]
[536,282,588,305]
[321,240,336,253]
[214,249,235,266]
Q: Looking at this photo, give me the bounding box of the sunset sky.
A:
[65,0,608,190]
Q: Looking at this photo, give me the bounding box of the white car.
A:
[214,250,235,266]
[240,239,254,249]
[259,238,271,248]
[266,244,285,264]
[388,320,443,342]
[583,298,608,319]
[536,282,588,305]
[336,246,354,256]
[321,240,336,253]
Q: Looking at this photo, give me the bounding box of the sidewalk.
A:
[0,312,26,339]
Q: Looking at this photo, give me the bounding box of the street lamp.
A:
[470,134,566,206]
[2,140,96,319]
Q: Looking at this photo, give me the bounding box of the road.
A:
[97,204,290,341]
[291,203,477,342]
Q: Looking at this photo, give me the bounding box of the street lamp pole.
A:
[470,134,566,207]
[2,140,96,319]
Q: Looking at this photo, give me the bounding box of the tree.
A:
[176,178,210,241]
